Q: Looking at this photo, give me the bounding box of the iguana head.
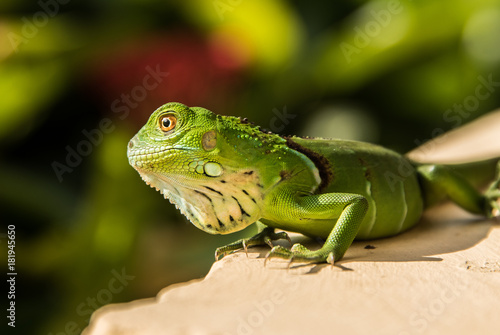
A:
[127,102,270,234]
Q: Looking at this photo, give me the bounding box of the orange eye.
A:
[159,114,177,132]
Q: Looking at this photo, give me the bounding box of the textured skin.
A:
[260,137,423,240]
[128,102,500,264]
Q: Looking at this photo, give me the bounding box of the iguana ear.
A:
[202,130,217,151]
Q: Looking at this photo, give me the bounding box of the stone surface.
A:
[83,203,500,335]
[407,108,500,164]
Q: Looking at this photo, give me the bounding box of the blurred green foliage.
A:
[1,0,499,333]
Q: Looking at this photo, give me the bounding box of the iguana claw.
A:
[264,243,335,266]
[215,228,291,261]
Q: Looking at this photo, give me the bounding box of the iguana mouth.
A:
[128,146,173,160]
[127,145,184,170]
[127,135,181,166]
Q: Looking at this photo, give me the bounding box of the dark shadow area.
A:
[244,204,494,272]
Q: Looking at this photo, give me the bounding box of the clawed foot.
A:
[265,243,336,267]
[215,228,291,261]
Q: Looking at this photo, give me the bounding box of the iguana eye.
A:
[159,114,177,132]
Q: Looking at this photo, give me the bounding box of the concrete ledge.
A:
[83,203,500,335]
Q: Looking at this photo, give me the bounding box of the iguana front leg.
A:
[266,193,368,265]
[215,224,291,261]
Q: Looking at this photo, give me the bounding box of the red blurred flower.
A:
[89,32,247,125]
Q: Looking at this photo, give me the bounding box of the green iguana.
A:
[127,102,500,265]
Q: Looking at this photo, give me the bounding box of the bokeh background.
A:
[1,0,500,334]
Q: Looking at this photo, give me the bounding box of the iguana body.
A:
[127,102,500,264]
